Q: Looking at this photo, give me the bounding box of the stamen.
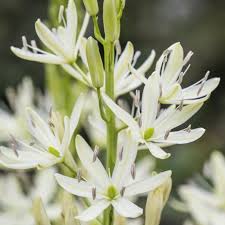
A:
[92,187,96,200]
[119,147,124,161]
[93,146,99,162]
[31,119,36,128]
[197,71,210,96]
[31,40,38,54]
[159,82,163,97]
[29,142,35,146]
[164,130,170,140]
[120,186,126,196]
[157,103,161,117]
[183,51,193,66]
[48,121,55,128]
[130,90,140,108]
[184,124,192,133]
[22,36,28,51]
[177,72,184,84]
[132,51,141,67]
[131,163,136,180]
[77,168,82,183]
[160,49,172,75]
[177,99,184,111]
[49,106,53,118]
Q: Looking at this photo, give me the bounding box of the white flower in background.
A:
[67,40,156,96]
[0,94,85,169]
[0,77,51,142]
[11,0,89,65]
[132,43,220,104]
[103,73,205,159]
[172,151,225,225]
[55,134,171,221]
[0,168,61,225]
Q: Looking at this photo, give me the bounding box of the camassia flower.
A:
[102,73,205,159]
[172,151,225,225]
[132,42,220,105]
[11,0,89,65]
[66,40,156,96]
[55,134,171,221]
[0,94,85,169]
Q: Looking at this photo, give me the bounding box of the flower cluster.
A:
[0,0,220,224]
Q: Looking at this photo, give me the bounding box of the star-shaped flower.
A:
[102,72,205,159]
[11,0,89,65]
[55,134,171,221]
[0,94,85,169]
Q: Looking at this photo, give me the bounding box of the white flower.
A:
[173,151,225,225]
[102,73,205,159]
[155,42,220,104]
[67,40,156,96]
[0,77,51,142]
[11,0,89,65]
[0,168,60,225]
[55,134,171,221]
[0,94,85,169]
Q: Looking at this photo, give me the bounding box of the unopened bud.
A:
[83,0,99,16]
[103,0,118,42]
[86,37,104,88]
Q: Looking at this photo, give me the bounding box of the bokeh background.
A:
[1,0,225,224]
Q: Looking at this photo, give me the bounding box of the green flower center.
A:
[48,146,60,158]
[106,185,118,200]
[143,128,154,140]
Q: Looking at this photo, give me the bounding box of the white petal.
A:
[112,198,143,218]
[76,200,110,221]
[182,77,220,99]
[35,19,67,59]
[79,37,88,66]
[124,170,172,197]
[153,128,205,144]
[69,93,85,140]
[112,131,138,188]
[141,72,160,131]
[144,142,170,159]
[156,43,183,86]
[137,50,156,74]
[102,93,140,136]
[76,135,110,189]
[11,47,65,64]
[60,117,71,154]
[66,0,78,55]
[55,173,94,198]
[155,103,203,134]
[115,42,134,80]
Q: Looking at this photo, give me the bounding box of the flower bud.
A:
[32,197,51,225]
[86,37,104,88]
[83,0,99,16]
[145,177,172,225]
[103,0,118,42]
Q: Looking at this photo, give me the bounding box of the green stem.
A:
[92,16,105,44]
[103,206,113,225]
[104,42,117,173]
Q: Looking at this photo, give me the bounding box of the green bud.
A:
[86,37,104,88]
[32,198,51,225]
[103,0,118,42]
[83,0,99,16]
[144,128,154,140]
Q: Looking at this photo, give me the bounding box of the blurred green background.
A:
[0,0,225,224]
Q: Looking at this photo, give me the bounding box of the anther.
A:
[177,99,184,111]
[22,36,28,51]
[77,168,82,183]
[183,51,193,66]
[49,106,53,118]
[178,72,184,84]
[197,71,210,96]
[159,82,163,97]
[92,187,96,200]
[31,119,36,128]
[10,135,19,157]
[131,163,136,180]
[119,147,124,161]
[93,146,99,162]
[184,124,192,133]
[120,186,126,196]
[31,40,37,54]
[29,142,35,146]
[48,121,55,128]
[164,130,170,140]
